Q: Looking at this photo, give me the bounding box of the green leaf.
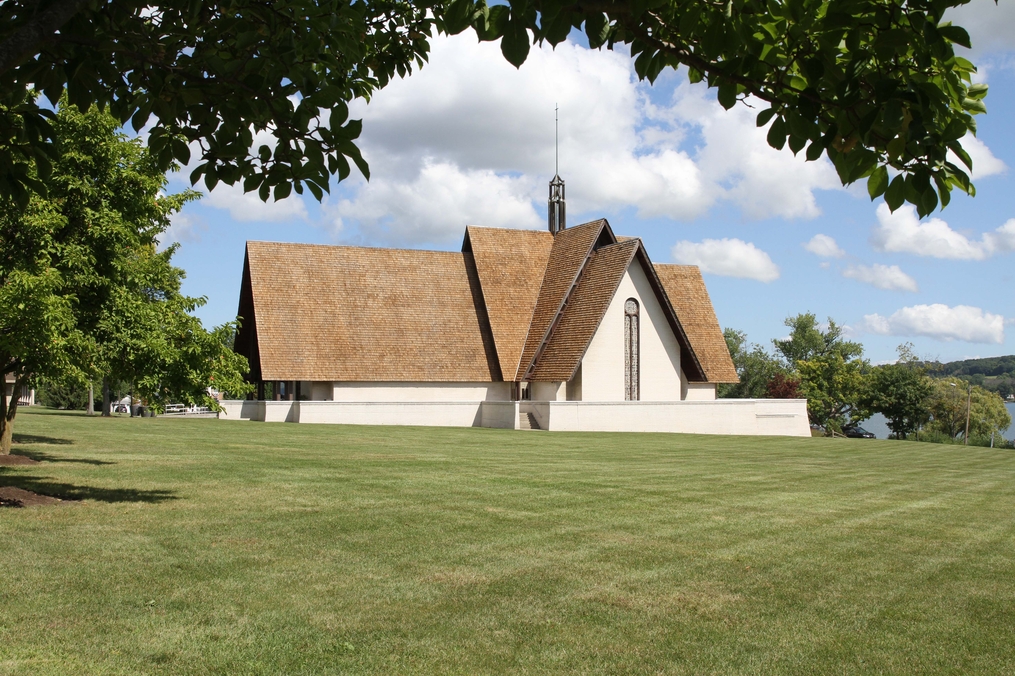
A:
[962,98,987,114]
[500,20,530,67]
[967,83,988,101]
[766,117,787,150]
[273,181,292,201]
[717,82,738,110]
[938,25,971,49]
[881,99,903,130]
[756,108,776,127]
[934,173,951,209]
[805,140,824,162]
[884,175,905,211]
[947,141,973,171]
[867,166,889,200]
[788,132,806,155]
[918,183,938,217]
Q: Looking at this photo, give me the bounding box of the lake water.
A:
[863,402,1015,440]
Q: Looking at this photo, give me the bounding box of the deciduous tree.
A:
[0,0,438,207]
[775,313,867,431]
[860,344,932,439]
[0,102,250,453]
[927,378,1011,441]
[719,327,788,399]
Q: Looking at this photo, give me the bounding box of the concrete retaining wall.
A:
[540,399,809,436]
[219,398,808,436]
[219,400,518,429]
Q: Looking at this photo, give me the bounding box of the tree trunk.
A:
[0,411,11,454]
[0,373,23,455]
[102,378,111,417]
[0,385,10,455]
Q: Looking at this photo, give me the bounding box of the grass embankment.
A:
[2,408,1015,674]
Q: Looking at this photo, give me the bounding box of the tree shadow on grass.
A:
[13,433,74,446]
[0,474,177,503]
[11,449,114,466]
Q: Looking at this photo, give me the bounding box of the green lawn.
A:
[2,408,1015,675]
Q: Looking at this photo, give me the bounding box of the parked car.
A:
[843,425,876,439]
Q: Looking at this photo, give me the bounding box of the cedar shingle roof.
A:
[240,241,498,382]
[654,264,739,383]
[235,223,735,386]
[517,219,612,380]
[529,239,640,381]
[464,226,554,382]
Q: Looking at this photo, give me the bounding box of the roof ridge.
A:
[465,225,552,235]
[246,240,465,256]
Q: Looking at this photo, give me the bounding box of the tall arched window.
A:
[624,298,640,401]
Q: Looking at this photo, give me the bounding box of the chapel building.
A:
[225,177,809,435]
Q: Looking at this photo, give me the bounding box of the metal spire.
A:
[548,103,566,234]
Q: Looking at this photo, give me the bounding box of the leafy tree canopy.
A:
[0,0,437,207]
[927,377,1011,440]
[719,327,788,399]
[0,0,989,216]
[773,313,867,431]
[859,343,932,439]
[0,101,251,453]
[773,312,863,365]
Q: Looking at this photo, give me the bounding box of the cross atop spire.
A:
[548,104,566,235]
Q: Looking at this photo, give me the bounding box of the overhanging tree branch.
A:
[0,0,91,77]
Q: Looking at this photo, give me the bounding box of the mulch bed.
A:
[0,454,40,466]
[1,455,59,507]
[0,486,63,508]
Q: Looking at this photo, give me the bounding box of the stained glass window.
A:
[625,299,639,401]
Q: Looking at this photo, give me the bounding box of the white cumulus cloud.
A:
[859,304,1005,344]
[804,234,846,258]
[945,0,1015,57]
[671,238,780,282]
[201,183,308,222]
[870,203,1015,260]
[842,264,919,292]
[324,34,844,245]
[158,211,204,250]
[330,160,541,245]
[949,134,1007,180]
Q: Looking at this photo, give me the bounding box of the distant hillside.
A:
[922,355,1015,398]
[925,355,1015,378]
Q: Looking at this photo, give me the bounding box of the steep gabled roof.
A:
[655,264,739,383]
[517,219,614,380]
[234,225,734,386]
[238,241,499,382]
[464,226,554,382]
[528,239,640,381]
[523,236,708,383]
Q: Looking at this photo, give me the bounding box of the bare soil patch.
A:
[0,486,64,507]
[0,454,40,466]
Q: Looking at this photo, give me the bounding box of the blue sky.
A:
[164,0,1015,365]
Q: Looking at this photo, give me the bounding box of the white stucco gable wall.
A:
[580,259,684,402]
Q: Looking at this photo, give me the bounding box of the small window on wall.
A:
[625,298,640,401]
